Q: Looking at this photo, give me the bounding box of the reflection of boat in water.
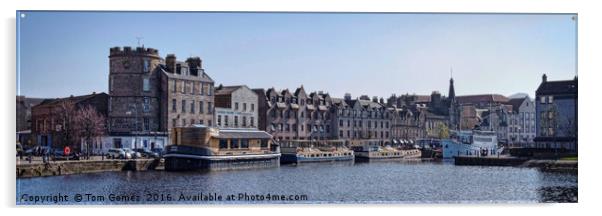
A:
[441,130,502,159]
[164,125,281,171]
[279,140,354,164]
[350,139,421,162]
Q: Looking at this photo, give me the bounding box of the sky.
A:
[17,12,577,99]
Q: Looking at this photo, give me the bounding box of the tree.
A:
[436,122,450,139]
[56,101,79,149]
[73,105,107,159]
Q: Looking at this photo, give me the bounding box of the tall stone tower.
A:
[108,46,163,137]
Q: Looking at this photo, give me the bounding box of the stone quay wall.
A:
[16,159,163,178]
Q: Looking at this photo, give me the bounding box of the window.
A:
[208,102,213,114]
[250,117,254,126]
[234,116,239,127]
[182,119,186,126]
[242,116,247,127]
[190,101,195,114]
[199,101,204,113]
[181,81,185,93]
[548,96,554,103]
[143,118,150,131]
[540,96,546,104]
[243,103,247,111]
[219,139,228,149]
[235,102,239,110]
[143,59,150,72]
[231,139,239,148]
[172,119,176,128]
[260,139,268,148]
[208,120,212,126]
[199,119,204,125]
[240,139,249,149]
[251,104,255,112]
[172,80,176,93]
[200,83,204,95]
[208,86,213,96]
[171,99,176,112]
[224,115,229,126]
[181,100,186,113]
[143,78,150,92]
[143,97,150,112]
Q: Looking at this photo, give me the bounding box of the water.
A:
[16,161,577,204]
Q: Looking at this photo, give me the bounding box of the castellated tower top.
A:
[109,46,160,57]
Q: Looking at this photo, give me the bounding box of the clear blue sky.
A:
[17,11,577,99]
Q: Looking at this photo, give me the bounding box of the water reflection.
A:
[16,161,577,204]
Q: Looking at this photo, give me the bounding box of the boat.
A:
[163,125,281,171]
[351,139,421,162]
[441,130,501,159]
[279,140,354,164]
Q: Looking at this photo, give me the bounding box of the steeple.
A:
[448,68,455,100]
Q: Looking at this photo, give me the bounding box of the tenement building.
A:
[533,74,577,151]
[160,55,215,129]
[214,85,258,129]
[331,94,392,145]
[256,86,334,141]
[31,92,109,151]
[107,46,214,150]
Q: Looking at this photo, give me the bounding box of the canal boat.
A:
[441,130,501,159]
[279,140,354,164]
[351,139,421,162]
[163,125,281,171]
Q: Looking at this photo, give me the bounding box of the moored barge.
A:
[279,140,354,164]
[350,139,422,162]
[164,125,280,171]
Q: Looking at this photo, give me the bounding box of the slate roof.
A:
[455,94,509,104]
[507,97,527,112]
[215,85,245,96]
[34,93,108,108]
[536,79,578,95]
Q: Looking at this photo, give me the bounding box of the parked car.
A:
[106,148,128,159]
[134,148,160,158]
[123,148,141,159]
[51,149,80,161]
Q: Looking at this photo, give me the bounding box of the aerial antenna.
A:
[450,67,453,79]
[136,37,144,47]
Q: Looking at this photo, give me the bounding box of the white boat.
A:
[441,130,501,159]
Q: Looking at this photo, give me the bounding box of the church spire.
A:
[448,67,455,100]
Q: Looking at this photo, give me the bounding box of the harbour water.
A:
[16,160,577,204]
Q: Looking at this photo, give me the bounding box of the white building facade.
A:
[214,85,259,129]
[507,96,536,146]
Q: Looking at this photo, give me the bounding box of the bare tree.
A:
[73,105,106,160]
[57,100,79,149]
